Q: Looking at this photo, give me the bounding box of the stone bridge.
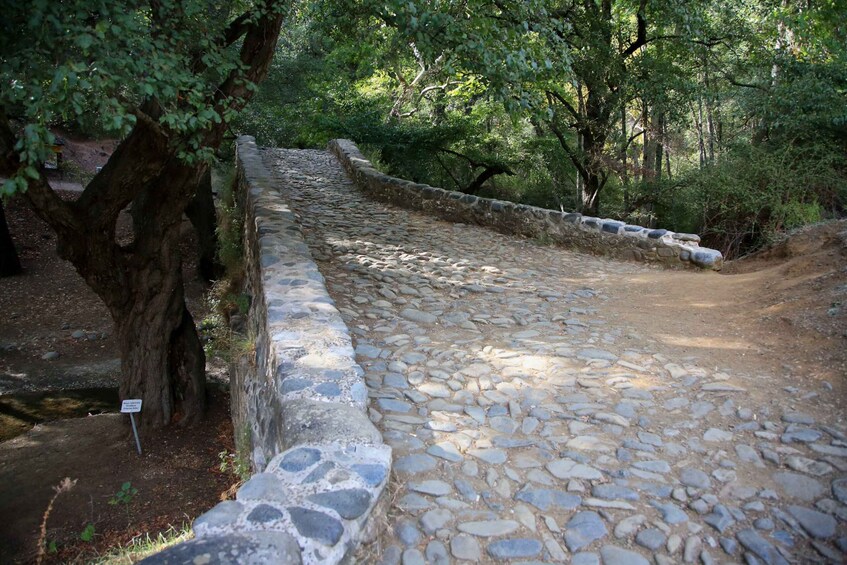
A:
[148,139,846,564]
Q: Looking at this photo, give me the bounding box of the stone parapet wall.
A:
[328,139,723,270]
[143,137,391,564]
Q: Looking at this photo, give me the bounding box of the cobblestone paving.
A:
[263,148,847,564]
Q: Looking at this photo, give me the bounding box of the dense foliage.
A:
[0,0,274,190]
[239,0,846,257]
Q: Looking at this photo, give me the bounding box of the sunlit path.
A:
[263,148,846,564]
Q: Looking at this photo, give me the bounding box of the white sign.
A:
[121,399,143,413]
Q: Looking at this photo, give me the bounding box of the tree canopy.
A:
[241,0,846,256]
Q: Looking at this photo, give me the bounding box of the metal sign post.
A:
[120,399,143,455]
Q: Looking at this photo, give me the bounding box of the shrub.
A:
[667,140,844,258]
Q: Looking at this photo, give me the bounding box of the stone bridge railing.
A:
[329,139,723,270]
[144,137,391,564]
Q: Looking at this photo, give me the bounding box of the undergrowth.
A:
[218,424,254,499]
[88,523,192,564]
[201,164,252,362]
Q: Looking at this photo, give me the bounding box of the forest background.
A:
[240,0,846,259]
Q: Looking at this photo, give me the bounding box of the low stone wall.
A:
[144,137,391,564]
[328,139,723,270]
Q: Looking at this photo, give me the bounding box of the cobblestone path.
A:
[263,148,846,564]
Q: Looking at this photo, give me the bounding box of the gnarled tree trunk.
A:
[37,123,211,431]
[116,249,205,428]
[114,147,209,430]
[0,3,283,434]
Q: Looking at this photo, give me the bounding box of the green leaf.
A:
[76,34,94,50]
[1,179,18,197]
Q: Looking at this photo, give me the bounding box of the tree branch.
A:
[434,152,463,190]
[189,10,253,73]
[209,1,284,140]
[546,90,581,123]
[223,11,253,47]
[464,165,514,195]
[718,72,769,91]
[437,147,509,172]
[0,109,78,235]
[131,108,168,139]
[625,128,646,149]
[621,0,648,58]
[435,147,515,194]
[545,117,589,182]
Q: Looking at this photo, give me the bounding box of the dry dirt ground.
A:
[0,133,237,563]
[0,391,234,564]
[600,220,847,405]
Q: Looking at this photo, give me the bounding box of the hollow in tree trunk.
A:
[185,167,223,282]
[0,198,22,277]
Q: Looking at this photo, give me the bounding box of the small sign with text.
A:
[121,399,142,413]
[120,399,143,454]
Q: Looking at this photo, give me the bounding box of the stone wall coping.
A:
[328,139,723,270]
[142,137,391,565]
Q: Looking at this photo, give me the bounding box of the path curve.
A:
[263,148,846,564]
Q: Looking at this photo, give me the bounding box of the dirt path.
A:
[600,220,847,402]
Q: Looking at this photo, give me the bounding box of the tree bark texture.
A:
[116,246,205,429]
[0,198,22,277]
[113,150,208,430]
